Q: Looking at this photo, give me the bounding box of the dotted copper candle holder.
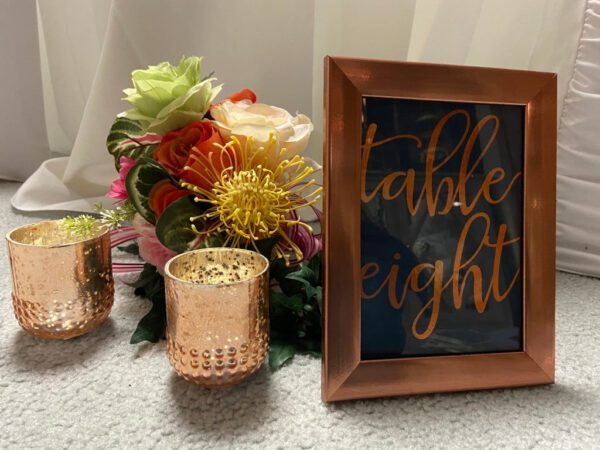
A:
[164,248,269,388]
[6,220,114,340]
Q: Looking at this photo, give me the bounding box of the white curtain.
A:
[556,0,600,275]
[3,0,598,276]
[0,0,47,181]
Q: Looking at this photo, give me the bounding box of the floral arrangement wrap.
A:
[95,56,322,369]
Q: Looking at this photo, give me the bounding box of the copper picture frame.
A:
[322,56,556,402]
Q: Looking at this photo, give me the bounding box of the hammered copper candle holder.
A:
[164,248,270,388]
[6,220,114,340]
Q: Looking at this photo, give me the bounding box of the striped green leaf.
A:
[106,117,159,170]
[125,158,170,224]
[155,195,202,253]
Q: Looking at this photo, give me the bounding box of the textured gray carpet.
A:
[0,181,599,449]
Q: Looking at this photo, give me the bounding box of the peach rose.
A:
[211,101,313,158]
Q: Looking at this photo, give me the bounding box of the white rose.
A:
[211,100,313,157]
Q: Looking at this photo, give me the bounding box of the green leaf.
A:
[136,156,181,185]
[286,267,316,290]
[155,195,202,253]
[268,257,290,280]
[130,297,166,344]
[285,264,323,302]
[267,251,323,371]
[270,290,304,313]
[127,263,159,288]
[197,233,225,249]
[314,285,323,314]
[106,117,159,170]
[254,237,279,259]
[269,258,303,296]
[286,264,316,285]
[268,337,297,370]
[128,264,167,344]
[308,251,323,285]
[107,117,143,150]
[125,159,170,224]
[118,242,139,256]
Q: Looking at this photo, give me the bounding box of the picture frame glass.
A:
[360,96,525,360]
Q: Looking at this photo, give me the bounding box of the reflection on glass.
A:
[360,97,524,359]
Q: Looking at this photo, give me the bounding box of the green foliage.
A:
[268,337,298,371]
[155,195,202,253]
[125,158,170,224]
[128,264,166,344]
[59,215,100,239]
[106,117,159,170]
[196,233,225,249]
[268,251,323,370]
[95,201,137,230]
[254,237,279,259]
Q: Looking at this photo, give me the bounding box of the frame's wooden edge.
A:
[322,56,336,402]
[328,55,556,106]
[326,352,554,402]
[330,55,558,79]
[322,56,557,403]
[321,56,330,402]
[522,72,557,383]
[322,55,363,401]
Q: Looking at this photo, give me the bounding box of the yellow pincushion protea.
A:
[181,135,322,262]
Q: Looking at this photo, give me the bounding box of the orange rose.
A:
[227,88,256,103]
[153,121,223,177]
[148,180,192,218]
[210,88,257,111]
[179,126,238,192]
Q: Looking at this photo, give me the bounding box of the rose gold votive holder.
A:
[6,220,114,340]
[164,248,269,388]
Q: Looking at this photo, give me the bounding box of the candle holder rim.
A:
[6,219,110,249]
[164,247,270,287]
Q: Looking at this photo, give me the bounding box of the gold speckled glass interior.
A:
[166,248,268,285]
[7,220,106,247]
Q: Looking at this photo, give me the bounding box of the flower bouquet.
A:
[96,56,322,369]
